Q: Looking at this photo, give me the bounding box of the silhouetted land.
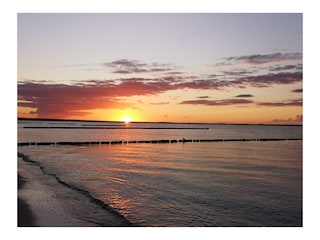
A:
[18,117,302,127]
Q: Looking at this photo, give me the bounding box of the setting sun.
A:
[121,116,133,124]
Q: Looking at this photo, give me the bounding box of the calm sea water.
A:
[18,120,302,226]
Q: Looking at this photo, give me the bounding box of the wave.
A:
[18,152,133,226]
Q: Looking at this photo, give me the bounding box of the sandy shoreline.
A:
[17,154,131,227]
[18,175,35,226]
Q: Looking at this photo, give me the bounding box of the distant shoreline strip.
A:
[22,126,209,130]
[18,138,302,146]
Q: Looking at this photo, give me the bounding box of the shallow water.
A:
[18,120,302,143]
[18,121,302,226]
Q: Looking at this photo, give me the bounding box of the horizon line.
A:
[17,117,302,127]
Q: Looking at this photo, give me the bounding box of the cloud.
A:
[180,99,254,106]
[150,102,170,105]
[18,80,168,118]
[272,115,302,124]
[163,71,185,75]
[268,64,302,72]
[223,52,302,65]
[57,59,182,75]
[18,66,302,118]
[19,75,202,118]
[206,74,221,78]
[59,63,93,68]
[180,98,302,108]
[197,96,210,99]
[202,71,302,89]
[295,114,303,122]
[257,99,302,107]
[235,94,254,98]
[292,88,303,93]
[222,70,252,76]
[205,53,302,89]
[104,59,173,74]
[18,89,123,118]
[112,70,133,74]
[177,79,223,90]
[238,72,302,88]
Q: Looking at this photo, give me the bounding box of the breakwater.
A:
[18,138,302,146]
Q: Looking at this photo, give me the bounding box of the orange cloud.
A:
[17,67,302,119]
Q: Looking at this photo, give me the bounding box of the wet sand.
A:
[18,175,35,226]
[17,155,131,227]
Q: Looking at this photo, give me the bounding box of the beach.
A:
[17,155,131,227]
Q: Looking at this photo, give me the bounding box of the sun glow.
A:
[121,116,133,124]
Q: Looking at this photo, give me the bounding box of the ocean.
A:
[17,120,302,226]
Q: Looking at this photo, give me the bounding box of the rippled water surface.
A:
[18,120,302,226]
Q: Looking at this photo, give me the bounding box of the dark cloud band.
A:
[223,52,302,65]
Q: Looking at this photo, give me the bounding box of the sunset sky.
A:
[17,13,302,124]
